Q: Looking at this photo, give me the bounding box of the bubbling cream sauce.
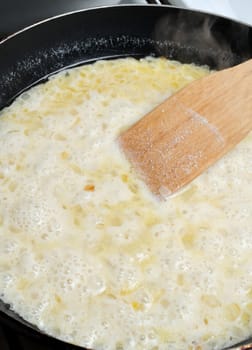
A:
[0,57,251,350]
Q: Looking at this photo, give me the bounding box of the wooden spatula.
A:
[119,59,252,198]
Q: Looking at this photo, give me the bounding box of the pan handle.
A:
[146,0,172,4]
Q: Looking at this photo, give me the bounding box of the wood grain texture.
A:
[119,59,252,197]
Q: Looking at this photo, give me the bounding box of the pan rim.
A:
[0,3,251,47]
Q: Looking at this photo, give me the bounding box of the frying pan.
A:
[0,4,251,350]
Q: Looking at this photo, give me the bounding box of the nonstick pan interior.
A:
[0,5,252,350]
[0,5,252,110]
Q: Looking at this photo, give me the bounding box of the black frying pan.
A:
[0,5,252,350]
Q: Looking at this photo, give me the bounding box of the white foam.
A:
[0,57,251,350]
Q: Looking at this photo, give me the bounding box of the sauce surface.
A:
[0,57,251,350]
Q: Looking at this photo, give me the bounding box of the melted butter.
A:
[0,57,251,350]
